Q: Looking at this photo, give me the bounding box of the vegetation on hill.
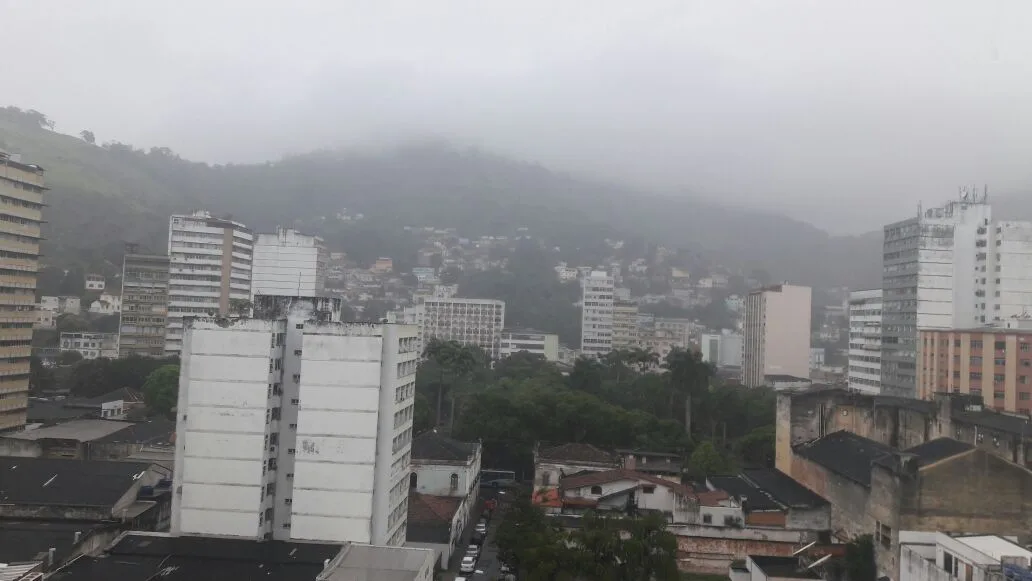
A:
[0,105,886,288]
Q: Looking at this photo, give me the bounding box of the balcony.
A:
[0,201,43,221]
[0,312,35,324]
[0,274,36,289]
[0,362,30,377]
[0,345,32,359]
[0,220,41,239]
[0,293,36,307]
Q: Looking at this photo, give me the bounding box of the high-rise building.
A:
[916,324,1032,414]
[421,298,505,360]
[881,193,991,397]
[700,332,743,369]
[847,289,883,393]
[580,271,614,358]
[251,228,327,300]
[165,211,254,355]
[119,251,170,358]
[742,284,812,387]
[611,300,640,351]
[983,221,1032,323]
[171,296,417,546]
[0,151,44,432]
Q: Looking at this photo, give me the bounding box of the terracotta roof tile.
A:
[538,443,618,465]
[407,492,462,524]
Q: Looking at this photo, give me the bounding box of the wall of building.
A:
[789,455,870,540]
[251,228,327,300]
[171,319,277,538]
[673,527,809,574]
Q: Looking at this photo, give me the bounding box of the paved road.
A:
[461,488,509,581]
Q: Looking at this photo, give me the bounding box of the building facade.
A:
[742,284,812,387]
[171,298,417,546]
[499,329,559,361]
[984,221,1032,323]
[611,300,640,351]
[917,327,1032,414]
[580,271,614,358]
[251,227,327,300]
[848,289,883,393]
[60,332,119,360]
[119,252,170,358]
[700,332,743,369]
[0,152,45,432]
[165,211,253,355]
[881,193,991,397]
[421,298,505,360]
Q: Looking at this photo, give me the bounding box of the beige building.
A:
[611,300,639,351]
[742,284,812,387]
[917,326,1032,414]
[0,151,45,432]
[119,250,170,358]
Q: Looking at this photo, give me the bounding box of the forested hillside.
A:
[0,106,893,287]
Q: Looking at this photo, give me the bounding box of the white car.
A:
[466,544,480,558]
[460,556,477,574]
[474,522,488,534]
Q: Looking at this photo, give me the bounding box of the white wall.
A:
[565,477,694,523]
[251,229,326,300]
[172,320,277,539]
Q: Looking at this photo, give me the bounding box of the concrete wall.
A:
[786,506,831,532]
[171,320,277,539]
[0,437,42,457]
[565,477,696,523]
[674,527,810,574]
[534,460,617,489]
[789,455,870,540]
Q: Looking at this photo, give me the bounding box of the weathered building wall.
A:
[786,506,831,532]
[676,533,801,574]
[0,437,42,457]
[790,455,870,540]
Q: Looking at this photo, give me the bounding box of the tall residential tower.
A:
[118,249,170,358]
[742,284,812,387]
[0,152,44,432]
[165,211,254,355]
[580,271,614,358]
[171,296,417,545]
[251,227,327,300]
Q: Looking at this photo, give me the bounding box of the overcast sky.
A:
[2,0,1030,233]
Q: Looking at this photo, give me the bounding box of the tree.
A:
[663,347,713,434]
[439,265,461,285]
[80,130,96,144]
[229,298,252,317]
[689,441,731,478]
[735,425,776,467]
[422,339,486,429]
[843,535,876,581]
[56,313,89,334]
[56,350,84,366]
[143,364,180,417]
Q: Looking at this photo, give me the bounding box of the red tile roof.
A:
[560,469,696,499]
[408,492,463,524]
[538,443,619,465]
[696,490,730,507]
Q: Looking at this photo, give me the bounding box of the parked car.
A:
[460,556,477,574]
[500,563,512,574]
[472,531,485,546]
[466,544,480,559]
[474,522,488,535]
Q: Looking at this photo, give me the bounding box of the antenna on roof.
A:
[793,541,817,556]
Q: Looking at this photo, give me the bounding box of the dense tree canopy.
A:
[143,364,181,416]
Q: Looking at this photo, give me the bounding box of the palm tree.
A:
[422,339,484,429]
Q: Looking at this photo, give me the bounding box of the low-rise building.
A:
[0,418,174,462]
[405,492,464,570]
[551,468,698,523]
[85,274,106,291]
[499,328,559,361]
[88,293,121,314]
[900,532,1032,581]
[59,332,118,360]
[34,309,55,329]
[700,332,743,369]
[534,442,620,490]
[765,375,813,391]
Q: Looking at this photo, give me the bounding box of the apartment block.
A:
[171,296,418,546]
[983,221,1032,323]
[881,193,991,397]
[251,227,327,300]
[917,326,1032,414]
[742,284,812,387]
[165,211,253,355]
[421,298,505,360]
[611,300,640,351]
[60,332,118,360]
[848,289,883,393]
[499,328,559,361]
[580,271,614,358]
[119,251,170,358]
[0,151,45,432]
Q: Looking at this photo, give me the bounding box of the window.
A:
[450,473,459,489]
[970,372,982,380]
[995,341,1007,351]
[994,374,1006,383]
[292,374,301,383]
[995,391,1005,399]
[410,472,418,489]
[1022,343,1031,352]
[994,358,1006,366]
[970,356,982,365]
[284,498,292,505]
[944,553,956,576]
[290,398,299,405]
[296,323,304,329]
[1022,376,1029,385]
[288,423,297,430]
[703,514,712,524]
[542,472,551,486]
[294,349,302,356]
[642,486,656,494]
[877,522,892,549]
[972,340,984,349]
[1020,393,1031,401]
[590,485,603,495]
[287,448,296,455]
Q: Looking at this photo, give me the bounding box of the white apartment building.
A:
[848,288,882,393]
[984,221,1032,323]
[581,271,614,357]
[742,284,812,387]
[171,297,418,546]
[900,532,1032,581]
[421,298,505,360]
[699,332,743,369]
[499,329,560,361]
[165,211,254,355]
[251,227,327,300]
[59,332,118,360]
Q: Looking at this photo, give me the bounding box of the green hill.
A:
[0,105,885,288]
